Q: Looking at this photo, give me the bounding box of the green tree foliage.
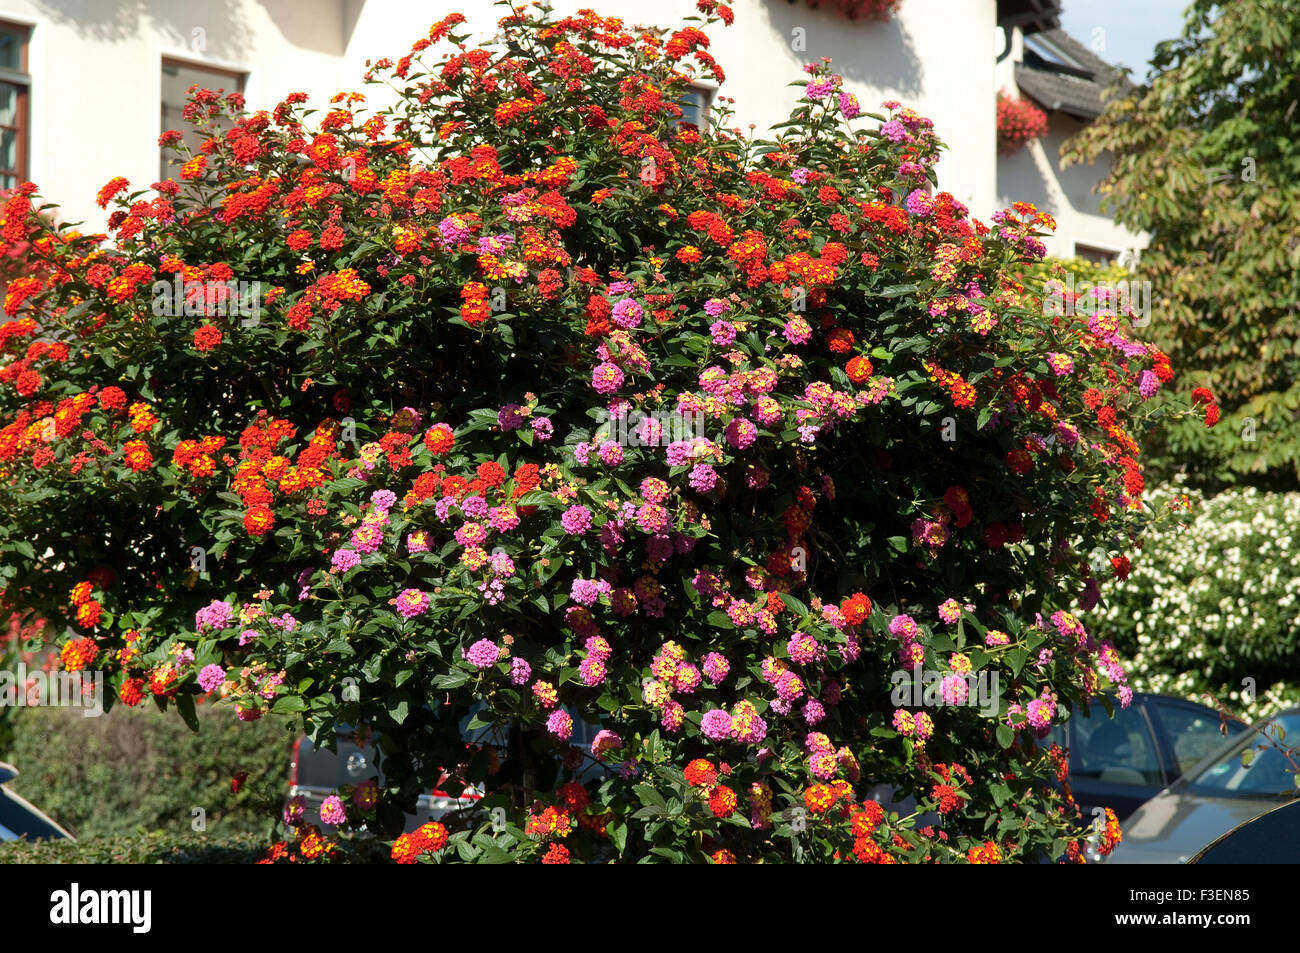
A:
[1062,0,1300,490]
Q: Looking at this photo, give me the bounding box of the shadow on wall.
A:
[998,111,1115,222]
[1047,113,1109,216]
[31,0,254,56]
[32,0,349,58]
[997,134,1060,217]
[753,0,923,98]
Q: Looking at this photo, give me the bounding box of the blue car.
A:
[1042,692,1247,823]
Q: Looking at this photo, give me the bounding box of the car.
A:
[1105,708,1300,864]
[1041,692,1246,823]
[1188,798,1300,864]
[287,707,607,833]
[0,761,76,842]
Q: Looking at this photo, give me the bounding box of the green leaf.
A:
[706,609,735,630]
[175,693,200,731]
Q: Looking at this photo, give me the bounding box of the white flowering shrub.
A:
[1099,481,1300,721]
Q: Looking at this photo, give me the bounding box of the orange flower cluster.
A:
[59,636,99,671]
[390,821,450,864]
[69,580,103,629]
[173,435,226,479]
[525,805,572,840]
[967,839,1003,864]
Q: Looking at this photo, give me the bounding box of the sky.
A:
[1058,0,1191,78]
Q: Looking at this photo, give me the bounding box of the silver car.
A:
[1106,709,1300,863]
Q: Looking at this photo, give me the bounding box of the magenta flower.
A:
[509,658,531,685]
[464,639,499,670]
[331,548,361,573]
[611,298,643,329]
[195,600,233,633]
[702,652,730,685]
[561,505,593,535]
[905,189,934,217]
[592,362,624,395]
[320,795,347,826]
[701,708,734,742]
[591,729,622,759]
[497,404,525,431]
[395,588,430,619]
[547,708,574,741]
[197,664,225,693]
[283,795,306,825]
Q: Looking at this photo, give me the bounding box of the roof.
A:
[996,0,1061,36]
[1014,28,1129,119]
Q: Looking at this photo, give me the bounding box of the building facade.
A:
[0,0,1137,257]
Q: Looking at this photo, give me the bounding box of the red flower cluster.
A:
[390,821,449,864]
[996,92,1048,156]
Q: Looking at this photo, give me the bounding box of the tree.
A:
[1062,0,1300,491]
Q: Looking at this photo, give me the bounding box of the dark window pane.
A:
[678,87,709,129]
[0,82,16,126]
[1152,702,1233,777]
[0,127,16,174]
[160,60,244,181]
[1073,704,1162,786]
[0,30,22,72]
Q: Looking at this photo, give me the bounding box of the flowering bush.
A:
[997,91,1049,156]
[0,1,1206,863]
[1098,481,1300,721]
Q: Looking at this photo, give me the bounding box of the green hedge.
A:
[4,698,294,840]
[1097,481,1300,720]
[0,830,266,864]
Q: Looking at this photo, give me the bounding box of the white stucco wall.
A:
[0,0,347,231]
[0,0,1045,233]
[997,109,1144,260]
[340,0,1000,218]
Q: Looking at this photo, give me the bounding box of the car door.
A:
[1068,701,1165,822]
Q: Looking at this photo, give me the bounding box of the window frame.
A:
[677,82,716,131]
[0,20,31,190]
[159,55,248,183]
[1073,241,1121,266]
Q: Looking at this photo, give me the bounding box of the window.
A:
[1073,704,1162,786]
[677,84,713,130]
[1149,701,1239,777]
[1023,34,1086,71]
[0,22,30,191]
[1074,242,1119,266]
[160,58,246,182]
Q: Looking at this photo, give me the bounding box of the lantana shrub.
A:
[0,2,1205,863]
[996,91,1049,157]
[1098,481,1300,722]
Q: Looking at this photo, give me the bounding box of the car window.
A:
[1150,701,1239,776]
[1072,704,1162,786]
[1191,715,1300,796]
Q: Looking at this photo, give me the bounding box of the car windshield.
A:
[1188,713,1300,797]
